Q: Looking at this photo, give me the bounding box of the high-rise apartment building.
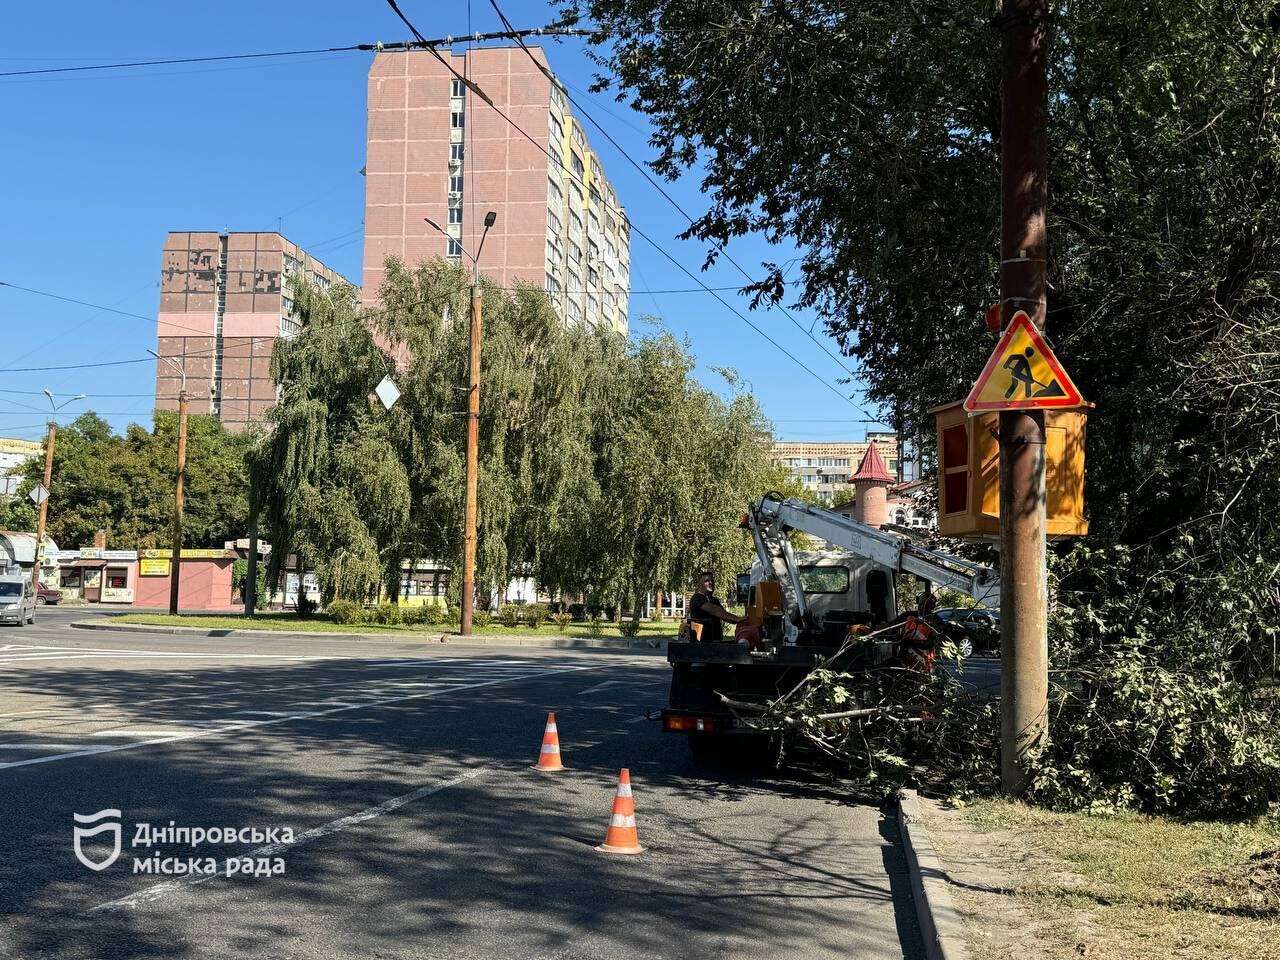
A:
[362,47,630,333]
[154,231,348,432]
[771,434,900,504]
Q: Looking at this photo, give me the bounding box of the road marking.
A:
[0,743,99,751]
[90,728,223,737]
[0,664,597,771]
[87,767,489,914]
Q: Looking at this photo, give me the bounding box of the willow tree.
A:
[247,279,408,601]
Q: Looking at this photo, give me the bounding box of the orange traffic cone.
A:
[533,712,565,772]
[595,768,644,855]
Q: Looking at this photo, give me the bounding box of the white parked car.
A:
[0,575,36,626]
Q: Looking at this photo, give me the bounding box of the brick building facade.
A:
[362,46,630,333]
[154,231,348,432]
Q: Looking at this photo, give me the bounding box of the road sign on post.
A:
[964,311,1083,413]
[28,483,48,506]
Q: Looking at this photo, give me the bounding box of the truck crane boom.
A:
[747,493,999,620]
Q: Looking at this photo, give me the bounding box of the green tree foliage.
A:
[249,259,782,611]
[565,0,1280,812]
[5,411,250,550]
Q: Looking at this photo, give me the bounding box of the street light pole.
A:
[150,350,189,616]
[32,420,57,593]
[997,0,1050,795]
[30,390,84,594]
[424,211,497,635]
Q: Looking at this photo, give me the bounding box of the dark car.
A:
[933,607,1000,656]
[35,584,62,605]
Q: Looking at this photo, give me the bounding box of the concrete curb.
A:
[899,789,971,960]
[69,618,670,653]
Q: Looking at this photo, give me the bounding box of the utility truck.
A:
[662,493,998,759]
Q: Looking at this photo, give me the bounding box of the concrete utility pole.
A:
[997,0,1050,794]
[244,525,259,615]
[31,420,57,591]
[150,350,189,616]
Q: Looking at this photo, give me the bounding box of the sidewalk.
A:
[71,617,672,653]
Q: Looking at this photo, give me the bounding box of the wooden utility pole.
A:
[998,0,1050,794]
[31,420,57,592]
[460,281,482,635]
[168,387,189,616]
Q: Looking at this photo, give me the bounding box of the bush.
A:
[296,595,318,620]
[400,605,427,627]
[649,608,664,623]
[473,610,492,628]
[371,602,403,626]
[327,599,363,625]
[567,603,586,622]
[619,618,642,638]
[587,613,604,637]
[523,603,549,629]
[497,604,522,628]
[551,611,573,632]
[419,603,444,626]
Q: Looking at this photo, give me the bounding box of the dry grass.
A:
[945,799,1280,959]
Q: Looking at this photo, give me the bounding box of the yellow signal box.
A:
[930,400,1090,539]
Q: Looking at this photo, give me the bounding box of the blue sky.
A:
[0,1,880,443]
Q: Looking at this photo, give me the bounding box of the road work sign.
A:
[964,310,1083,413]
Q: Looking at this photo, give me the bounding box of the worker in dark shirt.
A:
[686,571,744,643]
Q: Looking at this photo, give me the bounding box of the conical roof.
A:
[850,443,894,483]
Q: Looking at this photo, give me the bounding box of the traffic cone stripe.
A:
[610,814,636,828]
[616,783,632,797]
[545,723,557,733]
[540,744,558,754]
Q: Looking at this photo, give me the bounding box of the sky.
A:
[0,1,881,445]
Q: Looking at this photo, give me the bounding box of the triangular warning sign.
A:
[964,311,1084,413]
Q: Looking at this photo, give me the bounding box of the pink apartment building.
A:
[363,46,630,333]
[154,231,348,432]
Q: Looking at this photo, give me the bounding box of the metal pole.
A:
[460,281,482,635]
[32,420,56,593]
[168,389,189,616]
[998,0,1050,795]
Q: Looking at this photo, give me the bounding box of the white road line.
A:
[87,767,489,914]
[0,664,598,771]
[0,743,99,751]
[91,728,228,737]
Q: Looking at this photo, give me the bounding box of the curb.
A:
[69,619,670,653]
[899,789,971,960]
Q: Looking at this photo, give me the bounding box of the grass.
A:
[957,799,1280,959]
[111,610,675,640]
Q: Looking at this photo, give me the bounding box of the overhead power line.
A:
[386,1,875,419]
[486,0,866,395]
[0,29,588,79]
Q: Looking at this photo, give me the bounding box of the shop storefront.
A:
[51,549,138,603]
[134,549,235,610]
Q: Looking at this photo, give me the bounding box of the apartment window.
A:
[546,276,561,295]
[589,211,601,234]
[591,158,603,179]
[548,177,562,203]
[570,152,585,177]
[568,270,581,292]
[588,266,600,287]
[547,210,562,234]
[549,115,564,142]
[570,210,583,234]
[311,271,330,291]
[449,174,464,194]
[450,142,464,163]
[589,185,602,207]
[589,239,600,261]
[447,237,463,259]
[448,206,463,225]
[451,78,464,97]
[572,125,585,148]
[283,253,302,274]
[550,84,566,110]
[451,110,465,129]
[568,240,582,262]
[550,146,563,172]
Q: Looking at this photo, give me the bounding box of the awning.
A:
[68,558,107,568]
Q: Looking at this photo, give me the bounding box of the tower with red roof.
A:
[850,443,894,527]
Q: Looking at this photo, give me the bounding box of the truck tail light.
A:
[663,712,716,733]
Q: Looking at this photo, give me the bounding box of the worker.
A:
[686,571,744,643]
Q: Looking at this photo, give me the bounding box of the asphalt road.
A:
[0,608,923,960]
